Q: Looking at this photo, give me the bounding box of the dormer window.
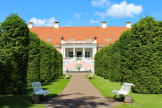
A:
[70,39,74,41]
[106,38,111,41]
[86,39,91,41]
[47,38,51,41]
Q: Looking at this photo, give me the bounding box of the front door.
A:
[77,51,82,57]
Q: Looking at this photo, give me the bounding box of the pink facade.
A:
[64,61,93,70]
[80,61,93,69]
[97,47,102,51]
[64,61,78,69]
[56,47,61,53]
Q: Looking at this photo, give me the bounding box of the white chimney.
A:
[102,22,107,28]
[28,22,34,28]
[54,22,59,28]
[126,22,131,28]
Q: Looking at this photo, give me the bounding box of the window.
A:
[106,38,111,41]
[85,51,90,57]
[68,51,73,58]
[86,39,91,41]
[47,38,51,41]
[70,39,74,41]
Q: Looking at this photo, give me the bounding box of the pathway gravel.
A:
[40,73,123,108]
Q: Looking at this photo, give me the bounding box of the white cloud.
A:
[106,1,143,18]
[91,0,111,8]
[90,19,100,23]
[74,13,82,19]
[95,1,143,18]
[95,12,107,19]
[29,17,56,27]
[69,21,73,23]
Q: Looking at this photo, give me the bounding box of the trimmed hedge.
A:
[128,15,162,94]
[108,40,121,82]
[0,13,29,95]
[119,30,133,83]
[56,51,63,77]
[94,15,162,94]
[27,32,40,86]
[94,47,107,76]
[40,40,52,83]
[50,45,57,80]
[102,45,112,79]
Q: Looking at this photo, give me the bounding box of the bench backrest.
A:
[31,82,43,93]
[64,72,68,77]
[120,83,135,92]
[90,72,94,77]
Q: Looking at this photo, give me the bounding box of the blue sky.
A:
[0,0,162,27]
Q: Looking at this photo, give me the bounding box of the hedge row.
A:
[95,15,162,94]
[0,13,63,95]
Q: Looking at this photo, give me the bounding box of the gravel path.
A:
[40,73,123,108]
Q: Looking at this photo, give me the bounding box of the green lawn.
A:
[0,75,72,108]
[86,74,162,108]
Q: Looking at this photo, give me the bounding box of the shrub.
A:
[49,45,57,80]
[27,32,40,86]
[108,40,121,82]
[56,51,63,77]
[39,40,51,83]
[128,15,162,93]
[0,13,29,94]
[119,30,133,83]
[94,47,106,76]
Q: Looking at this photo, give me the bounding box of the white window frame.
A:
[86,39,91,41]
[106,38,111,41]
[68,51,73,58]
[47,38,51,41]
[70,39,74,41]
[85,51,91,58]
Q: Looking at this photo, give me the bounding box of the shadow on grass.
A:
[0,75,67,108]
[38,93,123,108]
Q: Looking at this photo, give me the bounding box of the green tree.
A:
[119,30,133,83]
[129,15,162,93]
[0,13,29,94]
[27,32,40,86]
[109,40,121,82]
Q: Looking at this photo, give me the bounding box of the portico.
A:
[61,43,97,60]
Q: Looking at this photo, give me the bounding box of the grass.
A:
[86,74,162,108]
[0,75,72,108]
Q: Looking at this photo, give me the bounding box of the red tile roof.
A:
[29,26,131,46]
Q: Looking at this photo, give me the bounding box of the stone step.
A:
[66,71,91,73]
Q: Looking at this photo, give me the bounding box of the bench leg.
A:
[119,95,124,101]
[32,95,40,104]
[113,95,117,98]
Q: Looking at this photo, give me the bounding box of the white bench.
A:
[64,72,69,79]
[28,81,50,96]
[112,83,135,97]
[88,72,94,78]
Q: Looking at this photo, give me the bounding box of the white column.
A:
[93,48,94,58]
[73,47,75,60]
[94,47,96,57]
[61,47,63,56]
[63,48,65,58]
[83,47,85,60]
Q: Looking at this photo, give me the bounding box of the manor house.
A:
[28,21,131,72]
